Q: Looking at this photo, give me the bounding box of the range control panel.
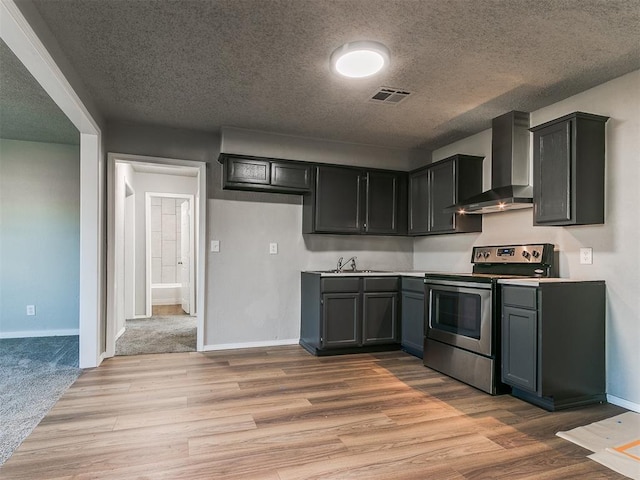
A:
[472,244,553,264]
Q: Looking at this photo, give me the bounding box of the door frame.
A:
[106,153,207,357]
[123,180,136,321]
[145,192,195,317]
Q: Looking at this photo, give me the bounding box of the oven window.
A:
[432,290,481,339]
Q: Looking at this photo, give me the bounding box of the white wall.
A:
[209,129,419,347]
[207,191,413,347]
[414,70,640,408]
[0,139,80,337]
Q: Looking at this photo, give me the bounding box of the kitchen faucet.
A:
[337,256,357,272]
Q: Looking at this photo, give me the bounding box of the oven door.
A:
[425,279,493,357]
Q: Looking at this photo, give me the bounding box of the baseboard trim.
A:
[115,327,126,340]
[202,339,299,352]
[0,329,80,339]
[607,394,640,413]
[97,351,107,367]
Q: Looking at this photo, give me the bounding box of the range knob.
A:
[482,251,490,259]
[522,251,531,260]
[532,250,541,258]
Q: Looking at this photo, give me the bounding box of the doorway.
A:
[106,154,206,358]
[145,193,195,318]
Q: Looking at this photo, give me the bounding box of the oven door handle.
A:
[424,279,493,290]
[427,292,435,330]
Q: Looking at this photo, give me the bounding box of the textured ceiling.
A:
[0,39,78,145]
[10,0,640,151]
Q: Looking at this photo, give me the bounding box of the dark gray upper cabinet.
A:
[225,156,270,185]
[310,166,362,233]
[271,161,311,190]
[365,171,407,235]
[303,165,407,235]
[409,154,483,235]
[531,112,609,226]
[220,153,311,194]
[428,159,457,233]
[408,168,430,234]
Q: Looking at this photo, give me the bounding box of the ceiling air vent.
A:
[368,87,411,105]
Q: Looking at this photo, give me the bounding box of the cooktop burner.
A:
[425,244,558,281]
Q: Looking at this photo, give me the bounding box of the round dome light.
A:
[330,41,390,78]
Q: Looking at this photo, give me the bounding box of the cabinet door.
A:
[428,160,455,233]
[362,292,398,345]
[225,157,270,185]
[322,293,360,348]
[400,291,424,356]
[502,304,538,393]
[409,168,429,235]
[271,162,311,191]
[533,120,572,224]
[365,172,398,234]
[314,166,362,233]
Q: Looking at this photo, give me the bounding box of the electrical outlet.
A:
[210,240,220,252]
[269,242,278,255]
[26,305,36,316]
[580,247,593,265]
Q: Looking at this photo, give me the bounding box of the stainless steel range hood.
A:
[446,111,532,214]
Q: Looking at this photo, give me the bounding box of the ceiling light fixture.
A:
[330,41,390,78]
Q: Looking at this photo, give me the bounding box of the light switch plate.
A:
[580,247,593,265]
[26,305,36,316]
[211,240,220,253]
[269,243,278,255]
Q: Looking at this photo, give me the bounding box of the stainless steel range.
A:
[423,243,556,395]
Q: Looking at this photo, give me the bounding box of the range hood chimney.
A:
[447,111,532,214]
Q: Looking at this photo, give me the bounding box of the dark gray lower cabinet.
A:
[300,273,400,355]
[502,305,537,391]
[400,277,425,358]
[322,293,360,348]
[501,282,606,411]
[363,292,398,345]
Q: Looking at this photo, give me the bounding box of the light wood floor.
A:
[152,304,187,316]
[0,346,627,479]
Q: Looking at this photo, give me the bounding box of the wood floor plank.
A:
[277,434,502,480]
[19,415,256,453]
[0,347,629,480]
[188,412,394,455]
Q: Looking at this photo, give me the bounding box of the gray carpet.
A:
[0,336,80,465]
[115,315,197,356]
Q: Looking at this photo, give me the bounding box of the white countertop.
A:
[304,270,438,277]
[304,271,602,284]
[498,278,604,286]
